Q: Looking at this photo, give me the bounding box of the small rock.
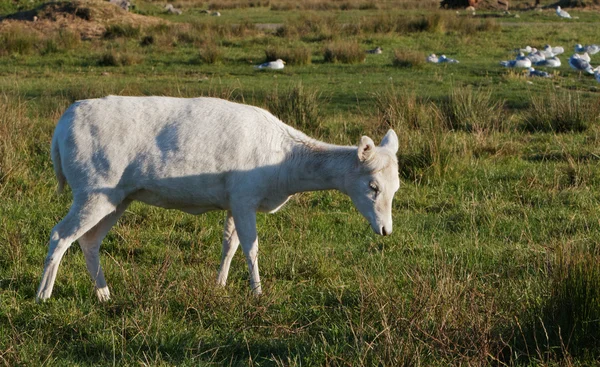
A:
[109,0,130,11]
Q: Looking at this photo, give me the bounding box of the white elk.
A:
[36,96,400,302]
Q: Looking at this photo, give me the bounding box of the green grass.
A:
[2,1,600,365]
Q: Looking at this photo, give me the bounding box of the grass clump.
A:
[439,86,506,133]
[264,45,312,65]
[198,43,223,64]
[412,12,446,33]
[374,88,450,180]
[0,25,41,55]
[522,90,599,133]
[546,243,600,356]
[103,23,141,39]
[511,243,600,362]
[392,49,424,68]
[0,95,29,181]
[323,41,365,63]
[40,29,81,55]
[265,83,322,132]
[375,89,432,131]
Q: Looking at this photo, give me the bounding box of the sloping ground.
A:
[441,0,510,9]
[441,0,600,8]
[0,0,166,39]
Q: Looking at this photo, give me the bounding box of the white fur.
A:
[36,96,400,301]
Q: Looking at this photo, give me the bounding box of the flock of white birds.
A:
[497,7,600,82]
[501,44,599,81]
[426,7,600,83]
[254,7,600,83]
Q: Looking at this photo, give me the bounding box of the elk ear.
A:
[358,136,375,162]
[380,129,399,154]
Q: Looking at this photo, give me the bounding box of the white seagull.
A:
[438,55,459,63]
[426,54,439,63]
[575,44,600,55]
[519,46,533,54]
[556,6,572,19]
[255,59,286,70]
[578,52,591,62]
[569,54,594,74]
[500,53,532,68]
[526,50,546,64]
[543,45,564,56]
[535,56,561,68]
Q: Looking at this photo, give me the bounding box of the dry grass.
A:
[438,86,507,133]
[204,0,439,10]
[98,49,143,66]
[198,42,224,64]
[0,95,30,182]
[375,89,432,131]
[358,12,500,35]
[392,49,425,68]
[264,45,312,65]
[0,23,82,56]
[265,83,323,132]
[373,88,452,180]
[0,24,42,55]
[323,41,365,63]
[522,89,600,133]
[274,13,341,41]
[103,23,141,39]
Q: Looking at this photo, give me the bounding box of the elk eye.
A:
[369,183,379,193]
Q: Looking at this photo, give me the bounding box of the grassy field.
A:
[1,0,600,365]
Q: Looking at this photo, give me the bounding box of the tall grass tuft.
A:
[438,86,507,133]
[265,45,312,65]
[392,50,424,68]
[40,29,81,55]
[512,243,600,361]
[398,118,451,180]
[545,243,600,356]
[0,95,29,182]
[374,88,450,180]
[414,12,446,33]
[103,23,141,39]
[323,41,365,63]
[0,25,41,55]
[522,89,599,133]
[375,89,431,131]
[198,43,224,64]
[265,83,322,132]
[56,29,81,50]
